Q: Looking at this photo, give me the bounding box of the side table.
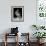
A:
[4,33,18,46]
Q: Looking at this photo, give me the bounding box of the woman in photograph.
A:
[14,8,22,19]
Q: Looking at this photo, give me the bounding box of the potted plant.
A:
[33,32,46,43]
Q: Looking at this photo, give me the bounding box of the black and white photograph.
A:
[11,6,24,22]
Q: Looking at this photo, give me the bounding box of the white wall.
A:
[0,0,36,33]
[0,0,36,42]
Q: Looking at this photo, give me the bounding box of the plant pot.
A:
[37,39,45,44]
[37,39,40,43]
[40,38,45,43]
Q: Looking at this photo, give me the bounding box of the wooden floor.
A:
[0,42,46,46]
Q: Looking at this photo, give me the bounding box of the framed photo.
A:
[11,6,24,22]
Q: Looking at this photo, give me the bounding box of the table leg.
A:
[5,34,7,46]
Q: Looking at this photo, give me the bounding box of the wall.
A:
[0,0,36,42]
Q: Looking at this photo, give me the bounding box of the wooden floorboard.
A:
[0,42,46,46]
